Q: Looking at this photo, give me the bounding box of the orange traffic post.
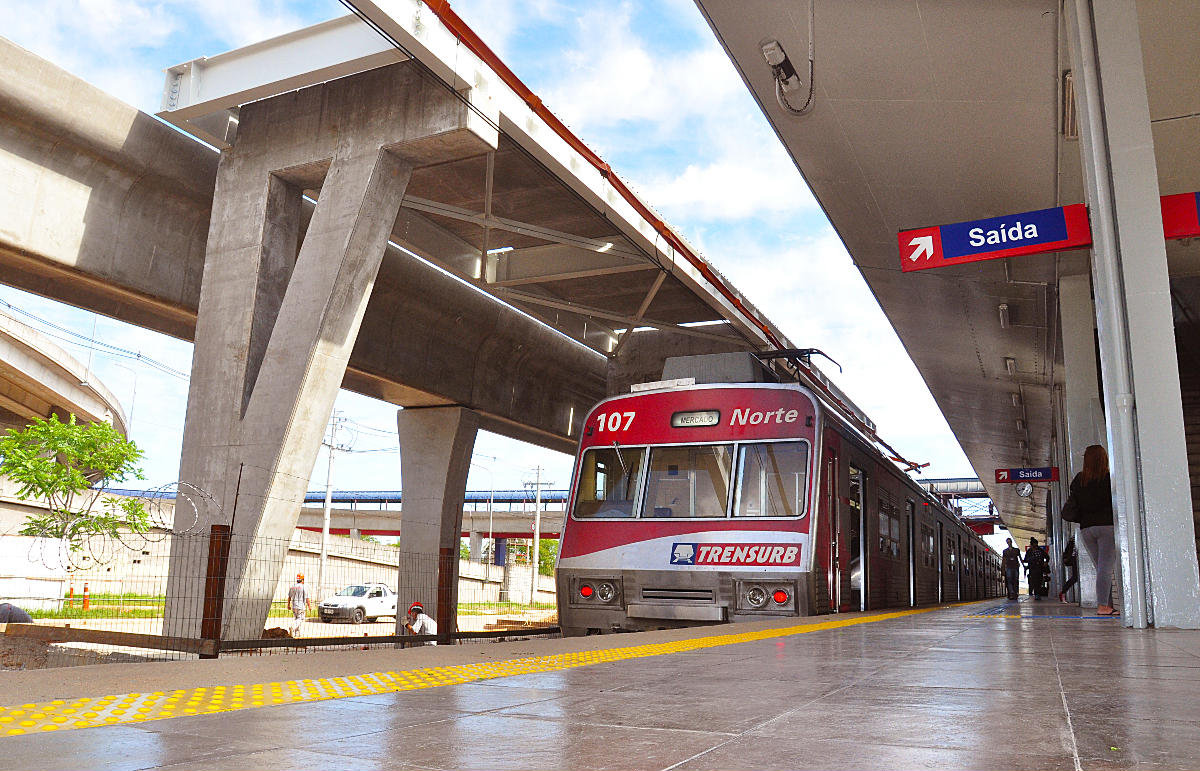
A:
[82,582,90,611]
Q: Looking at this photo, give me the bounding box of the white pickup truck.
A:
[318,583,398,624]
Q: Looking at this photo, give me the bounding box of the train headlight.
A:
[597,582,617,603]
[745,585,768,608]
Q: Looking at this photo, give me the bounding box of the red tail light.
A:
[772,589,789,604]
[580,584,594,598]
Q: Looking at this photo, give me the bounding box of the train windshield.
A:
[642,445,733,518]
[572,445,646,518]
[733,441,809,517]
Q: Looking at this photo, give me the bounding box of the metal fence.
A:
[0,528,557,670]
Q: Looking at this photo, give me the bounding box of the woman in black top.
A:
[1070,444,1117,615]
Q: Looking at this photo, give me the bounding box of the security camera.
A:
[761,40,802,93]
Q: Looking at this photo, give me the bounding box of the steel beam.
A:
[490,263,656,287]
[400,196,643,259]
[500,290,745,345]
[611,271,668,357]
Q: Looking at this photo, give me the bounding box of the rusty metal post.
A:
[200,524,231,658]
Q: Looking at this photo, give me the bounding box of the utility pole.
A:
[530,465,542,607]
[318,411,346,601]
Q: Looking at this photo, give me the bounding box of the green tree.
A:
[539,539,558,576]
[0,414,148,546]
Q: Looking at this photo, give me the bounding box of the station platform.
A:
[1,598,1198,770]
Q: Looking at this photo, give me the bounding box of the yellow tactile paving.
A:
[0,603,975,737]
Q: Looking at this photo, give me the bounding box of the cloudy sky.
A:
[1,0,976,498]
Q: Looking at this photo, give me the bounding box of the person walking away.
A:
[288,573,310,636]
[1001,538,1023,600]
[1024,538,1050,599]
[1066,444,1118,615]
[404,601,438,645]
[1059,537,1079,603]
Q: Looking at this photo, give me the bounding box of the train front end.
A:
[556,384,819,636]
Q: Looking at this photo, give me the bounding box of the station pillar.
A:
[394,406,481,638]
[166,61,494,640]
[1066,0,1200,627]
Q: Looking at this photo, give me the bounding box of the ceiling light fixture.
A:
[1004,357,1017,376]
[1011,392,1021,407]
[998,303,1011,329]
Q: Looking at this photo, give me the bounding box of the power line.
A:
[0,298,190,380]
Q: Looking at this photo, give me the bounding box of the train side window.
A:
[878,500,900,557]
[642,445,733,518]
[572,446,646,518]
[921,524,936,567]
[733,441,809,517]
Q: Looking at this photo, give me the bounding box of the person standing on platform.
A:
[1067,445,1118,616]
[288,573,310,636]
[1024,537,1050,599]
[1059,536,1079,603]
[1001,538,1023,600]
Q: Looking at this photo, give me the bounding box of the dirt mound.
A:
[261,627,293,639]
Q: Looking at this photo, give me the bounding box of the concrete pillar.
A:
[394,407,480,638]
[166,61,493,640]
[469,530,484,562]
[1066,0,1200,627]
[1060,274,1106,606]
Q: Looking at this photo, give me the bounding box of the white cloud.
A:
[690,227,973,477]
[2,0,327,113]
[633,149,816,222]
[450,0,563,61]
[535,4,742,132]
[185,0,310,50]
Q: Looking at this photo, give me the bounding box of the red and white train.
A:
[556,354,1002,636]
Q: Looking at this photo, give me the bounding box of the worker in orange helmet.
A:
[287,573,310,636]
[404,601,438,645]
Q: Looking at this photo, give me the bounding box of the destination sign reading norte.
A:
[900,204,1092,272]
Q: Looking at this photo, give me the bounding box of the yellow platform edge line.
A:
[0,600,986,737]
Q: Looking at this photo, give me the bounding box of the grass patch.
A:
[27,598,554,620]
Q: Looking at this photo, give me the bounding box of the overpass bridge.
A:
[295,489,567,540]
[0,4,823,638]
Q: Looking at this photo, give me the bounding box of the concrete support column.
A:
[166,61,490,640]
[1066,0,1200,627]
[1060,274,1106,606]
[469,530,484,562]
[394,407,481,638]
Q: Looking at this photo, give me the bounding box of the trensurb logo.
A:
[669,542,802,566]
[671,543,697,565]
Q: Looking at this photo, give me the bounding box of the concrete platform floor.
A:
[2,597,1199,770]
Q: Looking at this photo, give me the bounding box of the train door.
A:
[848,465,865,611]
[936,521,944,604]
[820,449,840,611]
[905,500,916,607]
[956,534,963,601]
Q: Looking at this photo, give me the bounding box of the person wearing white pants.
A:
[1068,445,1118,616]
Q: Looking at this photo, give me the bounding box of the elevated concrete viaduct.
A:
[0,18,794,639]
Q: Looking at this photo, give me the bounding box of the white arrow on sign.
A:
[998,470,1009,481]
[907,235,934,262]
